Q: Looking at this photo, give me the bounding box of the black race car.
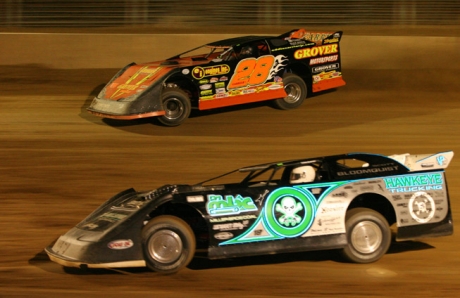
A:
[46,151,454,273]
[87,28,345,126]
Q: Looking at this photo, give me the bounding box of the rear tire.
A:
[157,88,191,127]
[273,73,307,110]
[142,215,196,274]
[340,208,391,263]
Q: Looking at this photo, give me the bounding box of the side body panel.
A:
[186,171,451,259]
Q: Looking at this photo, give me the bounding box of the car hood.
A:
[100,59,210,101]
[75,185,182,235]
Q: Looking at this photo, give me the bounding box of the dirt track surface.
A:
[1,37,460,296]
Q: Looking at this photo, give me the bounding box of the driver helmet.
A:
[290,166,315,184]
[240,46,253,56]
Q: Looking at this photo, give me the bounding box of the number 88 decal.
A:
[228,55,275,90]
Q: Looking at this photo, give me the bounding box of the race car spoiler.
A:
[389,151,454,171]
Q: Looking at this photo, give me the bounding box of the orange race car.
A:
[88,29,346,126]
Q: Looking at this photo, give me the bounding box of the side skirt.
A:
[396,210,454,241]
[208,233,347,259]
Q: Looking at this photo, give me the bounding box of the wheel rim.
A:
[350,221,382,254]
[164,98,184,120]
[147,230,183,264]
[284,82,302,104]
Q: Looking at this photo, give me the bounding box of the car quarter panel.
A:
[188,171,451,259]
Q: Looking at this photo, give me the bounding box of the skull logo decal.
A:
[275,196,303,226]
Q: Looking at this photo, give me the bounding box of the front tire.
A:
[157,88,191,127]
[273,73,307,110]
[340,208,391,263]
[142,215,196,274]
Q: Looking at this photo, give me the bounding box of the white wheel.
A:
[341,208,391,263]
[142,216,195,274]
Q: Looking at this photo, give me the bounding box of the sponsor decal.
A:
[213,220,249,231]
[207,194,258,216]
[271,43,315,52]
[254,229,263,236]
[82,223,99,230]
[320,205,345,214]
[323,38,339,44]
[359,185,374,192]
[200,90,213,96]
[303,32,334,42]
[214,232,234,240]
[139,67,160,74]
[108,239,134,250]
[337,166,399,177]
[384,173,444,193]
[310,188,322,195]
[215,93,228,98]
[409,192,435,223]
[186,195,204,203]
[192,65,230,80]
[289,40,307,46]
[110,66,162,99]
[264,187,316,237]
[332,191,347,198]
[268,84,282,90]
[98,212,127,222]
[215,82,225,88]
[116,84,138,91]
[288,30,334,42]
[312,63,339,74]
[437,155,447,166]
[392,195,403,201]
[209,215,257,223]
[294,44,338,60]
[313,70,342,83]
[199,84,212,90]
[255,189,270,206]
[317,216,340,226]
[310,55,339,65]
[220,182,347,244]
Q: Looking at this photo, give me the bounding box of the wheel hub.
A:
[164,98,184,120]
[350,221,382,254]
[148,230,182,264]
[284,83,302,104]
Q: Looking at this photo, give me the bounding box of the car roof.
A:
[237,152,413,173]
[207,35,274,47]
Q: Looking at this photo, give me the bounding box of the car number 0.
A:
[228,55,275,90]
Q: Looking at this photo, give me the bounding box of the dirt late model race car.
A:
[46,151,454,274]
[87,28,346,126]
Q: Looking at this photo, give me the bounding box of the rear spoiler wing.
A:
[389,151,454,172]
[279,28,343,43]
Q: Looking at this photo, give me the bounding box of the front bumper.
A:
[88,80,164,120]
[87,97,165,120]
[45,227,145,269]
[45,245,145,269]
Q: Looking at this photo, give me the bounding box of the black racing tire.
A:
[142,215,196,274]
[340,208,391,263]
[157,88,191,127]
[273,73,307,110]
